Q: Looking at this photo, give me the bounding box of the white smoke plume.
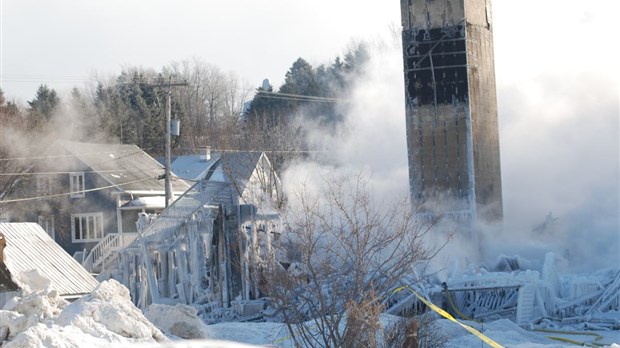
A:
[282,10,619,274]
[282,37,409,204]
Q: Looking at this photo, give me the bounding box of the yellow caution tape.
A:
[272,285,505,347]
[391,285,504,348]
[534,328,608,347]
[444,287,480,323]
[271,328,292,345]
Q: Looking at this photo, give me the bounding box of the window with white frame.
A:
[38,215,55,239]
[71,213,103,242]
[36,175,53,197]
[69,172,85,198]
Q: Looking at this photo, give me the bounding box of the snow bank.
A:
[0,274,167,347]
[56,279,166,342]
[1,285,68,341]
[3,288,67,320]
[144,303,210,339]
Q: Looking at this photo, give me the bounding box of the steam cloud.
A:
[282,20,619,274]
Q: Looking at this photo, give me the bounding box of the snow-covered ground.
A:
[1,272,618,347]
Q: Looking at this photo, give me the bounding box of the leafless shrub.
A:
[262,172,441,347]
[384,313,446,348]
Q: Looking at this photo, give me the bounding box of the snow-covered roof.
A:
[206,152,264,194]
[170,151,265,194]
[0,222,99,297]
[170,154,221,181]
[57,140,190,192]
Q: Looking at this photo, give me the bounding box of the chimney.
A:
[200,146,212,161]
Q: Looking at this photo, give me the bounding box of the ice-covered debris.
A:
[494,255,534,272]
[57,279,167,342]
[144,303,210,339]
[287,262,307,277]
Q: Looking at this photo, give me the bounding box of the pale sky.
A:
[1,0,619,265]
[0,1,617,101]
[1,0,400,102]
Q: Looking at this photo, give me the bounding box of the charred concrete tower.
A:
[401,0,503,226]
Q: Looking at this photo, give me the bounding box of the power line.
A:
[0,139,329,163]
[0,177,158,204]
[254,94,336,104]
[1,74,95,83]
[260,91,348,102]
[0,169,130,176]
[0,74,164,83]
[0,147,322,164]
[0,149,143,162]
[255,90,352,104]
[205,148,323,154]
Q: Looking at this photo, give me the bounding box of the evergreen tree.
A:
[279,58,319,97]
[67,87,100,141]
[114,70,164,152]
[247,58,320,128]
[93,81,121,142]
[0,88,24,130]
[28,84,60,120]
[343,42,370,75]
[329,56,347,94]
[245,81,285,129]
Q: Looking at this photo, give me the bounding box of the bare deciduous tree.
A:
[262,172,442,347]
[164,58,252,151]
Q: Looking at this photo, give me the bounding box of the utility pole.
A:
[143,79,188,208]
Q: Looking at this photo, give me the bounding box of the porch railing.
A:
[83,233,138,273]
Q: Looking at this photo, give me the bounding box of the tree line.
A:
[0,43,368,175]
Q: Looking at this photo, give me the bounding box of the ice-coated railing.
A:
[83,233,138,273]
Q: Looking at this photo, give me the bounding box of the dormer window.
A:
[70,172,85,198]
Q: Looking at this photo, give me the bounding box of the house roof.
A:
[170,151,263,194]
[0,222,99,297]
[58,141,190,192]
[206,152,263,193]
[170,154,221,181]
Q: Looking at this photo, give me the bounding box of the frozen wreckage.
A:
[91,180,281,318]
[384,253,620,329]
